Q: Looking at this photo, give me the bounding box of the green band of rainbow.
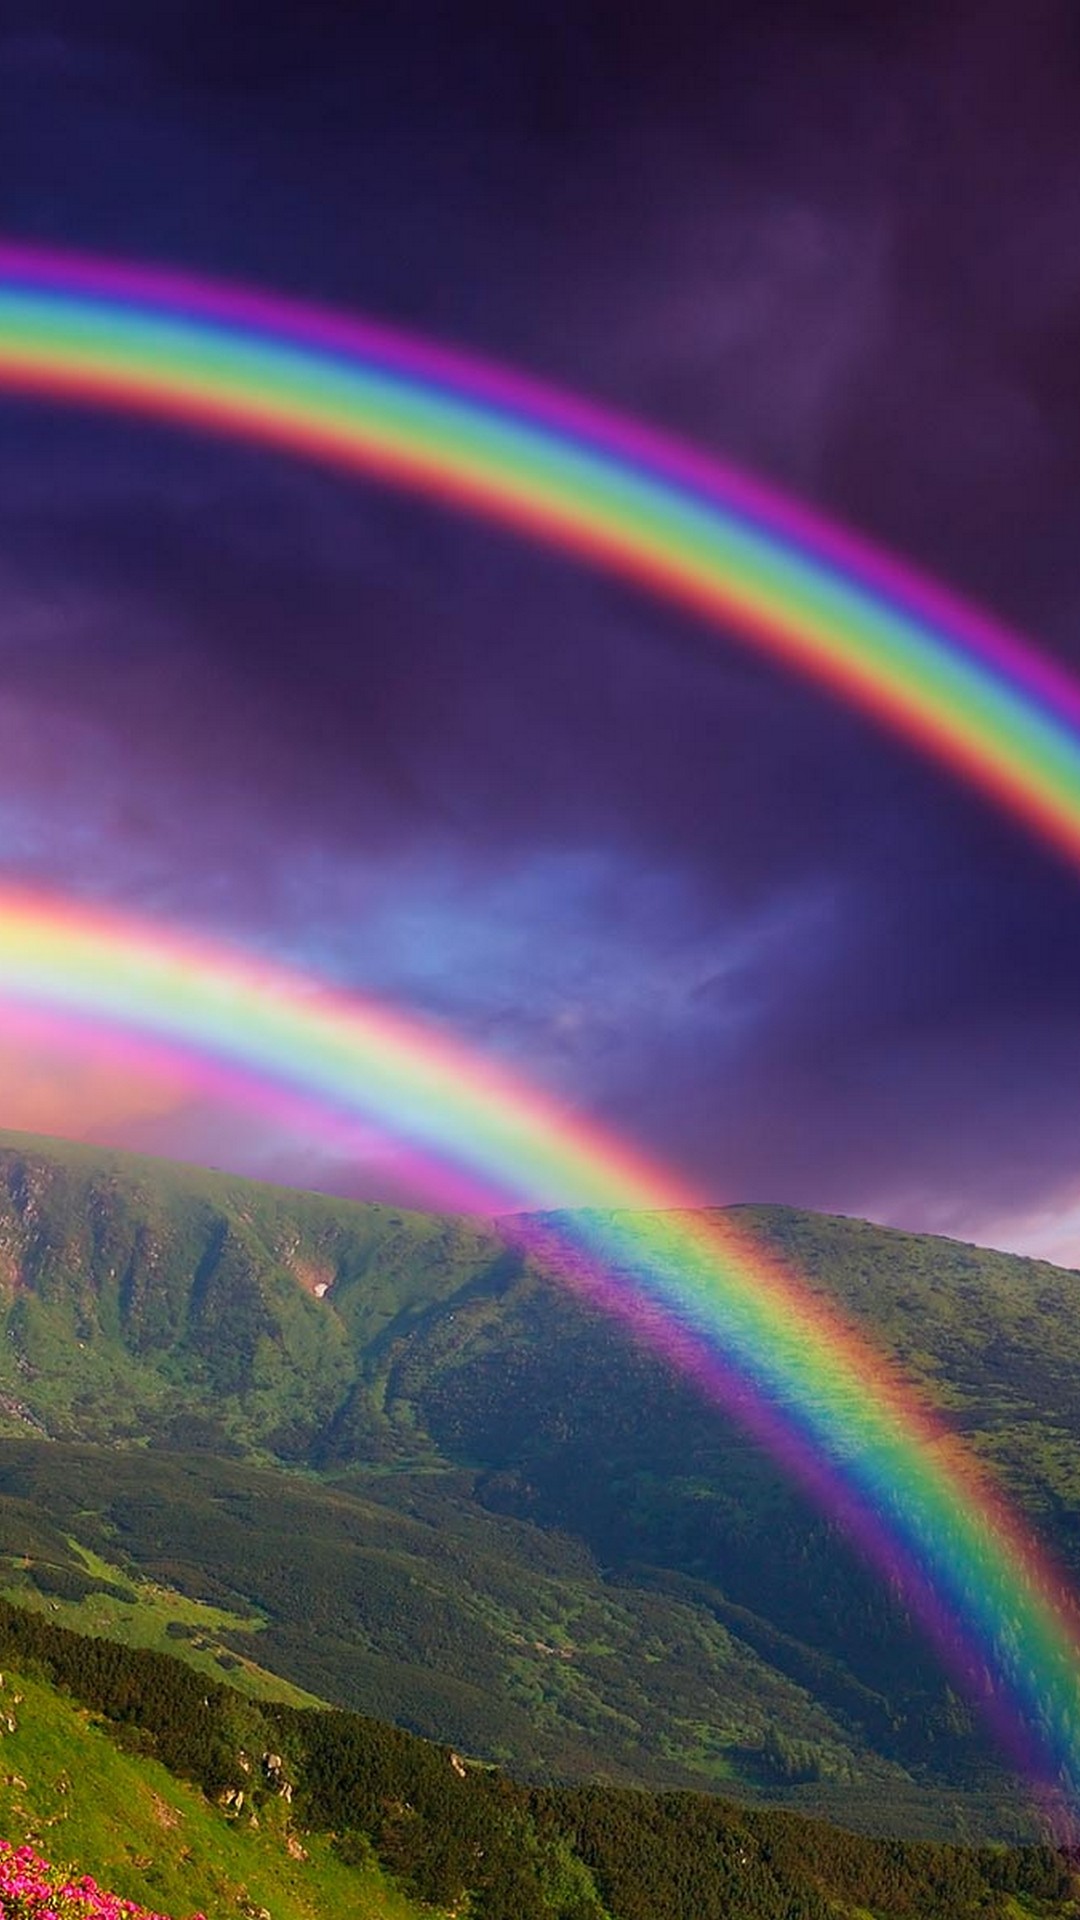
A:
[2,245,1080,1816]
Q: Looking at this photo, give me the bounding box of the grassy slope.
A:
[0,1539,323,1709]
[0,1667,429,1920]
[0,1607,1068,1920]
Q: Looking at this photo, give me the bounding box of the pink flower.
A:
[0,1837,195,1920]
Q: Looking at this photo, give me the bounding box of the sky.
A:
[2,1,1080,1257]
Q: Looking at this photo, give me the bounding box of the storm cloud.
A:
[1,2,1080,1251]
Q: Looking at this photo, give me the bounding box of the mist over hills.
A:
[0,1128,1074,1835]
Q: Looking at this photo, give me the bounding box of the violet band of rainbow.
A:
[2,245,1080,1813]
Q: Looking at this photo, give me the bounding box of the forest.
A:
[0,1598,1071,1920]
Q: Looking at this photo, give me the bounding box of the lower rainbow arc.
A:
[0,887,1074,1820]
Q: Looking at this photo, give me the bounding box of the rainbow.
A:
[0,885,1079,1815]
[2,245,1080,1816]
[5,244,1080,877]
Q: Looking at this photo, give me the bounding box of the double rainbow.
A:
[1,245,1080,1815]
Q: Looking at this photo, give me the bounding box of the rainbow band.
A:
[1,246,1080,1812]
[3,244,1080,874]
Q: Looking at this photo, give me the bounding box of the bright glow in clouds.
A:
[0,1033,185,1140]
[976,1187,1080,1272]
[6,245,1080,1819]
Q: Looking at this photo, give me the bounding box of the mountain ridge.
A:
[0,1128,1072,1830]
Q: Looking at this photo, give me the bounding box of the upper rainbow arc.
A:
[3,244,1080,875]
[3,236,1078,728]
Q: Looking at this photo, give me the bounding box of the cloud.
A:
[969,1183,1080,1270]
[1,3,1080,1248]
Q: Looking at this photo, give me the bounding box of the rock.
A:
[262,1752,293,1799]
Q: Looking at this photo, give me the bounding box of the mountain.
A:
[0,1129,1075,1833]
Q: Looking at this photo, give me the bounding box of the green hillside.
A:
[0,1598,1070,1920]
[0,1131,1075,1829]
[0,1666,422,1920]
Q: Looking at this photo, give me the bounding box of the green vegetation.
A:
[0,1537,322,1710]
[0,1132,1076,1834]
[0,1442,895,1805]
[0,1666,424,1920]
[0,1599,1071,1920]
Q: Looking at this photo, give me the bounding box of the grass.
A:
[0,1668,434,1920]
[0,1541,324,1710]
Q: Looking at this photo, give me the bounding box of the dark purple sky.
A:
[2,1,1080,1256]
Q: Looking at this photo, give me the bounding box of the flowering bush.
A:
[0,1840,205,1920]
